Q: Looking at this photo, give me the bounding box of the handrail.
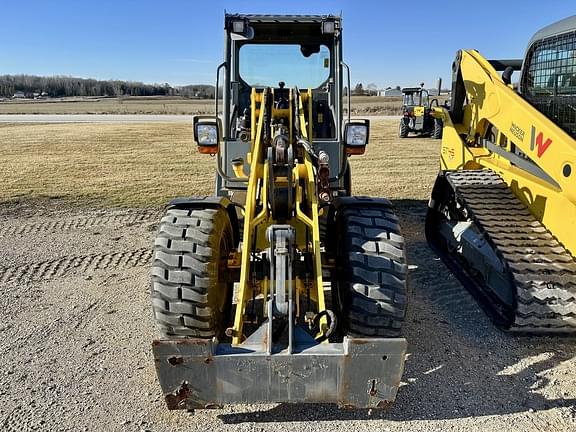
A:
[214,62,249,183]
[215,62,226,120]
[341,61,351,125]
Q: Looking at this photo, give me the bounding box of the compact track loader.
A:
[426,15,576,332]
[399,85,443,139]
[150,14,408,409]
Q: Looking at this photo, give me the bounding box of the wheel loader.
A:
[398,85,443,139]
[150,14,408,409]
[426,15,576,332]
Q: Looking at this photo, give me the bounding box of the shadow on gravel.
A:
[218,199,576,424]
[388,199,576,421]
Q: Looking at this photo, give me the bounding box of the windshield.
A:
[403,93,419,106]
[525,42,576,96]
[403,91,429,106]
[421,90,429,106]
[522,30,576,137]
[239,44,331,88]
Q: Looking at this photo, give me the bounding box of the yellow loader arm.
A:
[439,49,576,254]
[427,38,576,333]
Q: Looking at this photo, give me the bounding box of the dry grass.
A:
[349,96,403,115]
[0,120,439,207]
[348,95,451,115]
[350,120,440,201]
[0,95,449,116]
[0,97,214,115]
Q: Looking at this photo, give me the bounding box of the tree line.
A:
[352,83,380,96]
[0,74,215,99]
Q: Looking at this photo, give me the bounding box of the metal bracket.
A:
[266,225,295,354]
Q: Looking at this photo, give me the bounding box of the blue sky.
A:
[0,1,573,89]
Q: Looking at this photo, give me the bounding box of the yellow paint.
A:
[414,106,425,117]
[231,87,327,345]
[232,88,267,344]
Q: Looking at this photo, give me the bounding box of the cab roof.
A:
[225,14,340,23]
[526,15,576,48]
[224,13,341,43]
[402,87,423,94]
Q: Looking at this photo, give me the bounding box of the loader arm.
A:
[232,87,325,345]
[439,49,576,255]
[427,33,576,333]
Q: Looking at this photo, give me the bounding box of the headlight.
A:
[193,116,221,154]
[197,124,218,146]
[346,124,368,146]
[344,120,370,155]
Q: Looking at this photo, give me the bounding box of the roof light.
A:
[232,20,245,33]
[322,20,335,34]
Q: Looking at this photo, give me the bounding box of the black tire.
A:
[399,118,409,138]
[150,206,234,338]
[332,203,408,337]
[433,118,443,139]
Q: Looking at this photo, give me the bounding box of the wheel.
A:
[433,118,443,139]
[150,206,234,338]
[331,202,408,337]
[399,118,409,138]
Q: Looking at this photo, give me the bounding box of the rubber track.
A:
[0,210,161,238]
[447,170,576,333]
[0,248,152,283]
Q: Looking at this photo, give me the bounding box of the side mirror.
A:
[193,116,222,155]
[343,119,370,155]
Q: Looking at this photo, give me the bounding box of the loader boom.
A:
[231,87,326,347]
[427,16,576,333]
[439,49,576,254]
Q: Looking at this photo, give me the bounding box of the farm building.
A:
[383,88,402,96]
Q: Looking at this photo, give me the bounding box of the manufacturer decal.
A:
[530,126,552,158]
[442,146,455,161]
[509,122,525,142]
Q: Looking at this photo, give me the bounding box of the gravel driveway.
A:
[1,200,575,431]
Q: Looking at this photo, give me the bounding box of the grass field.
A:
[0,95,452,116]
[0,95,447,116]
[0,97,215,115]
[0,120,439,207]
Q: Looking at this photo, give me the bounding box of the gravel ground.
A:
[1,200,575,432]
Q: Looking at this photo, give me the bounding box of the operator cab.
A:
[520,15,576,138]
[401,87,429,108]
[214,14,352,194]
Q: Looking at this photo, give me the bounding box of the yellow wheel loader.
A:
[399,85,443,139]
[426,15,576,332]
[150,14,408,409]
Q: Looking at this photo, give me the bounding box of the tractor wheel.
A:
[399,118,409,138]
[332,202,408,337]
[433,118,443,139]
[150,206,234,338]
